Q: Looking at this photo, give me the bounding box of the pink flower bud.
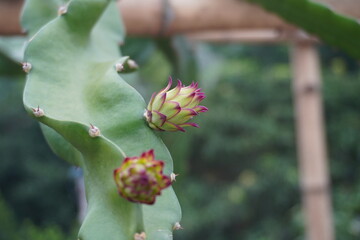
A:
[145,77,208,132]
[113,150,171,205]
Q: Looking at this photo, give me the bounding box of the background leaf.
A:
[246,0,360,60]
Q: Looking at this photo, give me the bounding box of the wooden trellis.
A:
[3,0,360,239]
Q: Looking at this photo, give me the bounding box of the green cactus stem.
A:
[21,0,181,239]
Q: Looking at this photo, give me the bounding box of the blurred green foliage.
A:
[0,192,77,240]
[1,35,360,240]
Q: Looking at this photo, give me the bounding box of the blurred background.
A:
[1,1,360,240]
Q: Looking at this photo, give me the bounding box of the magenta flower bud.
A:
[145,77,208,132]
[113,149,171,205]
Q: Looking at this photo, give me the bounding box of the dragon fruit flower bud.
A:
[145,77,208,132]
[113,149,171,205]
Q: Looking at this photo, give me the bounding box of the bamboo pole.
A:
[118,0,295,36]
[2,0,360,36]
[290,42,334,240]
[0,0,23,35]
[187,29,318,44]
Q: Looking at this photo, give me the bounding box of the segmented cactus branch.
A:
[21,0,181,239]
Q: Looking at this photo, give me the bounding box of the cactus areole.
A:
[145,77,208,132]
[114,150,171,204]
